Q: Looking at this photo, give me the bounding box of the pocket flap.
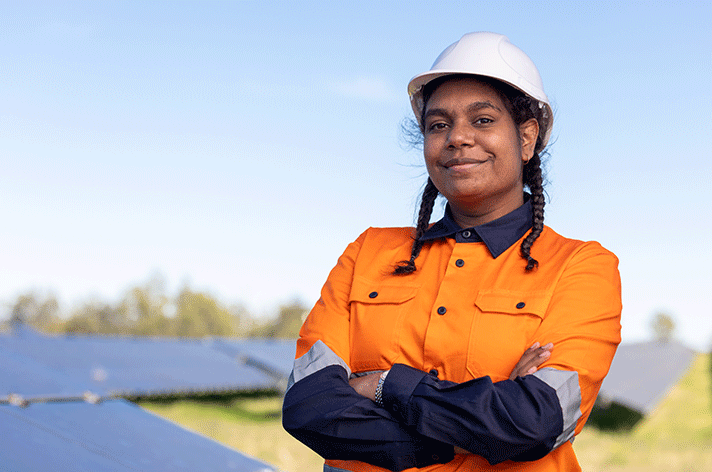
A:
[475,290,550,318]
[349,275,420,304]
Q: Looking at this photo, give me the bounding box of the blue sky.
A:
[1,1,711,350]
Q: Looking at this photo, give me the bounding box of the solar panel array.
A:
[597,340,697,414]
[0,326,296,472]
[0,326,289,400]
[0,400,274,472]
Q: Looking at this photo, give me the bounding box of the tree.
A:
[651,312,675,343]
[117,274,171,335]
[9,292,61,332]
[62,273,174,336]
[64,299,121,334]
[172,287,237,337]
[251,300,308,338]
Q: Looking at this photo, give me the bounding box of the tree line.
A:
[3,275,308,339]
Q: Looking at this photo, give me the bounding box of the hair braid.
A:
[393,178,439,275]
[520,153,545,271]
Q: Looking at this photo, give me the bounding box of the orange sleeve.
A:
[533,241,622,434]
[295,230,367,364]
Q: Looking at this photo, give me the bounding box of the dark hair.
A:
[395,75,548,274]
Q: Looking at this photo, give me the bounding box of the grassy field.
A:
[573,353,712,471]
[141,354,711,472]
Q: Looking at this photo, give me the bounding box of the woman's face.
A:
[423,77,538,226]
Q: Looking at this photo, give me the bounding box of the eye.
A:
[474,117,494,125]
[426,121,449,132]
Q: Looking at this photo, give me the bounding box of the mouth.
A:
[442,158,488,169]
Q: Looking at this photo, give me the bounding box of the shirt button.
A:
[369,291,378,299]
[429,369,439,377]
[437,306,447,315]
[461,230,472,238]
[516,302,526,309]
[455,259,465,267]
[432,454,440,461]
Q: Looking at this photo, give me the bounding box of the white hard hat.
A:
[408,32,553,148]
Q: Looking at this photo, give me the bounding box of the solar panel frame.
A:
[210,338,297,379]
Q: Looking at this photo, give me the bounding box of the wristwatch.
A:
[375,370,390,407]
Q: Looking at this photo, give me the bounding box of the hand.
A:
[508,342,553,380]
[348,372,383,402]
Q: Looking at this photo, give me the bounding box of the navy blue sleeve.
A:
[282,365,455,471]
[382,364,567,465]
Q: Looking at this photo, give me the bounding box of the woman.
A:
[283,32,621,472]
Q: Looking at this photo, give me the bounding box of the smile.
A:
[442,158,488,169]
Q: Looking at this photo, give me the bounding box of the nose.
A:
[446,121,474,149]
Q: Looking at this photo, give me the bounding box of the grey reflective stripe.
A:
[324,465,351,472]
[531,367,582,449]
[350,370,382,377]
[286,340,351,392]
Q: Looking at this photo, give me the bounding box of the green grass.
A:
[141,354,712,472]
[140,394,323,472]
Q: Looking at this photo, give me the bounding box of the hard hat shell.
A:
[408,32,553,148]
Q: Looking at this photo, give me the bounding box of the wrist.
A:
[374,370,390,406]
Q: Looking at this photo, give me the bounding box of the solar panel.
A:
[1,327,280,471]
[0,339,84,399]
[0,400,275,472]
[0,329,279,399]
[210,338,297,379]
[598,340,697,413]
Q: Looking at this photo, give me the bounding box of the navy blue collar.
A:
[419,194,533,259]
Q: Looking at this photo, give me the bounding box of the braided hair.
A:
[395,75,548,274]
[393,178,439,275]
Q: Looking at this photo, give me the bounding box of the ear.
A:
[519,118,539,162]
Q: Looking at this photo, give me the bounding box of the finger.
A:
[516,346,548,368]
[510,349,551,379]
[509,351,540,378]
[509,343,554,380]
[529,348,551,365]
[523,344,553,365]
[524,349,551,373]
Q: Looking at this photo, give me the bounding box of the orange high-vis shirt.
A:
[285,224,621,472]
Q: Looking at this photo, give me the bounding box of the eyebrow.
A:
[423,101,502,121]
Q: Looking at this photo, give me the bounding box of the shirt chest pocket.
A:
[466,290,549,381]
[348,275,420,372]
